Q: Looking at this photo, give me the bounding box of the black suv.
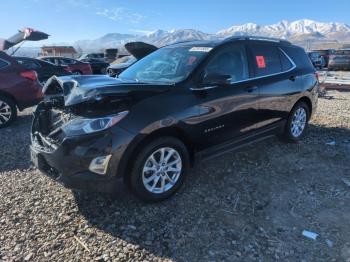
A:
[30,37,319,202]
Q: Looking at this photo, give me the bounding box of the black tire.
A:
[0,96,17,128]
[283,101,310,142]
[130,137,190,202]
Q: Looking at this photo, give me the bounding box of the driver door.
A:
[192,43,261,147]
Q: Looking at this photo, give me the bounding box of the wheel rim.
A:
[0,100,12,125]
[291,107,307,138]
[142,147,182,194]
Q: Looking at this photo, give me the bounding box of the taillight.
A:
[20,70,38,81]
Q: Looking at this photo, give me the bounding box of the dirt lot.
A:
[1,89,350,261]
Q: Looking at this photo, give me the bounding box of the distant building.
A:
[40,46,77,58]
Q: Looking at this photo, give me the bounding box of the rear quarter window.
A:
[281,46,314,71]
[250,44,282,77]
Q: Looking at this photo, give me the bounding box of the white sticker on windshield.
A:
[189,47,213,52]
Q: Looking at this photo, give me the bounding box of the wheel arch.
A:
[0,90,17,108]
[119,126,196,187]
[295,96,313,116]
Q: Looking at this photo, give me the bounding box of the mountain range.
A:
[73,19,350,52]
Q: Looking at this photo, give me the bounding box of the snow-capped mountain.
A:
[146,29,213,46]
[217,19,350,39]
[72,19,350,52]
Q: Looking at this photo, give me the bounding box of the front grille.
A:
[32,105,74,151]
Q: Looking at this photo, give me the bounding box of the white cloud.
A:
[96,7,145,24]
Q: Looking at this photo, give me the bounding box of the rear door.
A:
[247,42,300,129]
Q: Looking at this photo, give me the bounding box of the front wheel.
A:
[283,102,310,142]
[0,96,17,128]
[130,137,190,202]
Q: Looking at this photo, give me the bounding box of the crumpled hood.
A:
[43,75,172,107]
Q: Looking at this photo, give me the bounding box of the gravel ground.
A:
[1,90,350,261]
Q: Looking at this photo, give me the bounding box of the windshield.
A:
[119,46,210,84]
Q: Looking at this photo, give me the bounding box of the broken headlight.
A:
[62,111,128,136]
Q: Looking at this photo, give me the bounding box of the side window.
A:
[250,44,282,77]
[46,58,55,64]
[0,59,8,69]
[204,44,249,82]
[58,59,66,65]
[16,59,41,70]
[65,59,75,65]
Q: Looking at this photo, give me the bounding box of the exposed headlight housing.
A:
[62,111,128,136]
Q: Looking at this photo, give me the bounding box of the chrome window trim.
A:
[191,47,296,91]
[0,58,10,69]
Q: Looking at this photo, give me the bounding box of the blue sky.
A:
[2,0,350,44]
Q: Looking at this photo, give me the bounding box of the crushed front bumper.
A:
[30,127,134,193]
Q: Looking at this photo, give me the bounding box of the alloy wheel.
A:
[142,147,182,194]
[291,107,307,138]
[0,100,12,126]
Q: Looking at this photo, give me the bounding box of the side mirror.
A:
[202,73,232,87]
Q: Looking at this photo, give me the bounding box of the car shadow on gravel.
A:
[73,124,350,261]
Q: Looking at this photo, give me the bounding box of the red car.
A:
[0,52,43,127]
[39,56,93,75]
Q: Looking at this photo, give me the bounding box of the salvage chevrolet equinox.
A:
[30,36,319,202]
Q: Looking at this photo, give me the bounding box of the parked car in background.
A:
[107,56,137,77]
[308,51,325,69]
[79,53,105,61]
[0,52,43,127]
[78,58,109,74]
[39,57,93,75]
[30,36,318,202]
[311,49,335,67]
[328,55,350,71]
[13,57,71,84]
[107,42,157,77]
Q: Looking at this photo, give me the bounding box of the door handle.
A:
[245,86,258,93]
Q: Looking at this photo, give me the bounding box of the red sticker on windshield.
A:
[256,56,266,68]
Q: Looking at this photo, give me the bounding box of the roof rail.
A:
[223,35,291,45]
[162,40,205,48]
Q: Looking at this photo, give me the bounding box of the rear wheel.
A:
[0,97,17,128]
[130,137,190,202]
[283,102,310,142]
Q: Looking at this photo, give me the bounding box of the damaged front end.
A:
[30,75,141,192]
[31,76,133,151]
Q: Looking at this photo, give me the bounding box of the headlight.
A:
[62,111,128,136]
